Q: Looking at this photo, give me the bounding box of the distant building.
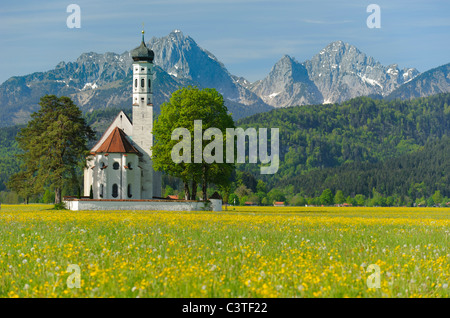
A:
[336,203,353,207]
[273,201,285,207]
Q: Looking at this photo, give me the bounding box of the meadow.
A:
[0,204,448,298]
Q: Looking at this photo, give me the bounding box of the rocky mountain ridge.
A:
[0,30,448,127]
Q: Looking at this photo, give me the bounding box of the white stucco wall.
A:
[64,199,217,212]
[90,153,141,200]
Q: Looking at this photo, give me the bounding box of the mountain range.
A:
[0,29,448,127]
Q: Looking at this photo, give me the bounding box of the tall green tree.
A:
[8,95,95,204]
[152,86,235,200]
[319,188,334,205]
[334,190,345,204]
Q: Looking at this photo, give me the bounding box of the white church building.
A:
[84,30,161,200]
[64,31,221,211]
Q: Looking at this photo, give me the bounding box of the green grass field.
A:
[0,204,448,298]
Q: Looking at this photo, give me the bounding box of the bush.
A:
[52,202,67,210]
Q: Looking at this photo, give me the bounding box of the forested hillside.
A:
[0,125,23,192]
[1,93,449,204]
[280,136,449,199]
[237,93,450,192]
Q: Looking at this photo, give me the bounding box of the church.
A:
[83,30,162,200]
[64,30,221,211]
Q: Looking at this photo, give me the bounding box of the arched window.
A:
[113,162,120,170]
[100,184,104,198]
[141,78,144,88]
[127,184,132,198]
[112,184,118,198]
[128,162,132,170]
[148,79,151,90]
[100,162,106,169]
[135,78,137,88]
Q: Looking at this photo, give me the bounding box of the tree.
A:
[256,180,267,194]
[334,190,345,204]
[235,184,252,199]
[217,182,231,209]
[42,188,55,204]
[164,185,174,197]
[8,95,95,204]
[319,188,334,206]
[152,86,235,200]
[290,194,306,206]
[432,190,443,206]
[354,194,366,206]
[7,171,36,204]
[237,171,257,193]
[267,188,286,203]
[228,193,238,206]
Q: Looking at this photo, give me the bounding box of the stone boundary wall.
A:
[63,198,222,212]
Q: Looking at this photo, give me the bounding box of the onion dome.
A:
[131,30,154,62]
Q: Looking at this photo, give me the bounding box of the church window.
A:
[135,79,137,87]
[127,184,132,198]
[112,184,118,198]
[113,162,120,170]
[100,162,106,169]
[100,184,104,198]
[128,162,132,170]
[141,78,144,88]
[148,79,151,90]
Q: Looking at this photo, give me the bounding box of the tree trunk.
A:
[191,180,197,200]
[184,182,190,201]
[202,165,207,201]
[55,187,62,204]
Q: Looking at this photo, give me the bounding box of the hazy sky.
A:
[0,0,449,84]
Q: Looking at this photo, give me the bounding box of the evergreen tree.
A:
[8,95,95,204]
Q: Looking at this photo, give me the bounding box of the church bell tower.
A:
[130,28,161,199]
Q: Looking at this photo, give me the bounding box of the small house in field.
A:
[336,203,353,207]
[273,201,285,207]
[245,202,256,206]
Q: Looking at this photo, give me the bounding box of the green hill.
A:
[280,136,449,199]
[0,125,23,191]
[236,93,450,193]
[1,93,449,202]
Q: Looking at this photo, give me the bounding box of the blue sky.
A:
[0,0,449,84]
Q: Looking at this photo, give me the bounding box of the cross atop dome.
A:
[131,25,154,62]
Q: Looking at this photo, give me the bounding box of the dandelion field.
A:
[0,205,449,298]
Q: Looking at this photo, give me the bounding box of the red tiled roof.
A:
[95,127,139,154]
